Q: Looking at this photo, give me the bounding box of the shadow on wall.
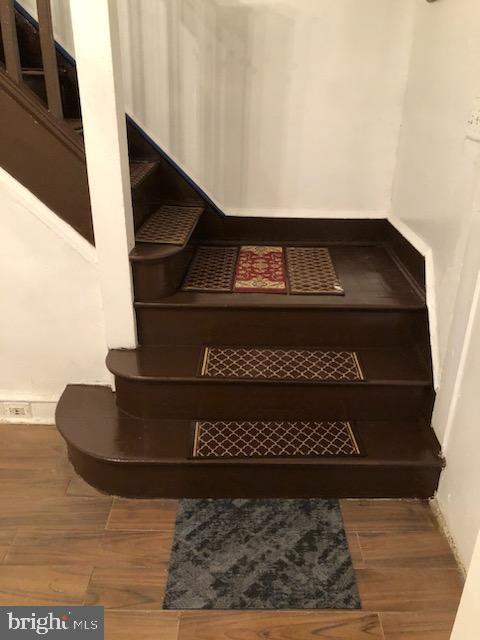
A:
[40,0,415,216]
[121,0,294,210]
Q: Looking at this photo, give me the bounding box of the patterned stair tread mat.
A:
[181,245,344,294]
[136,205,203,245]
[234,245,287,293]
[192,420,362,458]
[129,161,157,188]
[286,246,344,295]
[163,498,361,609]
[182,246,239,292]
[200,347,364,381]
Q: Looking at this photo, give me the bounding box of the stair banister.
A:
[0,0,21,83]
[36,0,63,118]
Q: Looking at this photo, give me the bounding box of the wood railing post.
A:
[0,0,22,83]
[36,0,63,118]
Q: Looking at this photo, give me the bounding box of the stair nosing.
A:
[112,374,432,386]
[65,450,444,467]
[107,345,432,386]
[134,299,427,311]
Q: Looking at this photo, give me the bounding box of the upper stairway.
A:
[1,2,442,499]
[0,1,165,243]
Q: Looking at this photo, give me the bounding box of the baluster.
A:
[36,0,63,118]
[0,0,21,83]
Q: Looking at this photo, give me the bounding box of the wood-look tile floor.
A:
[0,425,463,639]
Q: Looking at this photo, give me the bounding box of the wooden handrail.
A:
[0,0,21,83]
[36,0,63,118]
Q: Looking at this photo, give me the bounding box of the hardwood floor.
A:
[0,424,463,639]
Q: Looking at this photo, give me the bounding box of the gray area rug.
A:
[163,498,361,609]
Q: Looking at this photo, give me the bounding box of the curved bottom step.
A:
[57,385,443,499]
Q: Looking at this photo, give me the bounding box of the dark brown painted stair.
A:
[62,219,439,499]
[57,385,442,498]
[106,345,433,422]
[58,218,440,498]
[2,2,442,499]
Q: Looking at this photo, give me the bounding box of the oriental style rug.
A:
[233,245,287,293]
[163,498,361,609]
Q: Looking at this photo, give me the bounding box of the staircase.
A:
[2,2,443,499]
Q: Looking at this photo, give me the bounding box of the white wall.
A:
[0,168,110,423]
[120,0,417,218]
[436,268,480,567]
[21,0,416,219]
[451,532,480,639]
[391,0,480,569]
[391,0,480,367]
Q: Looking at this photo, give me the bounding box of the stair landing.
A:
[136,244,424,307]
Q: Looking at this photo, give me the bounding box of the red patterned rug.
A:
[234,246,287,293]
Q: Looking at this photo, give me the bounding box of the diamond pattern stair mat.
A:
[136,205,203,245]
[182,246,239,292]
[234,246,287,293]
[200,347,364,381]
[129,161,158,189]
[286,247,344,295]
[192,420,361,458]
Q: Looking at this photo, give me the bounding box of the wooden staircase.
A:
[60,214,442,498]
[2,1,443,498]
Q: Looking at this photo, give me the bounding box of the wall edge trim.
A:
[226,208,388,219]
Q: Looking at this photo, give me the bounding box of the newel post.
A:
[70,0,137,349]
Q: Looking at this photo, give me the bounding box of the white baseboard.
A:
[225,208,388,219]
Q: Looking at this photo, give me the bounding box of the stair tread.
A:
[57,385,442,466]
[133,204,204,254]
[107,344,431,384]
[134,244,425,308]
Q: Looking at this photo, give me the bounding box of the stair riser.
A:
[115,378,434,422]
[136,307,427,348]
[196,212,391,245]
[67,446,440,499]
[131,167,162,231]
[132,248,195,299]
